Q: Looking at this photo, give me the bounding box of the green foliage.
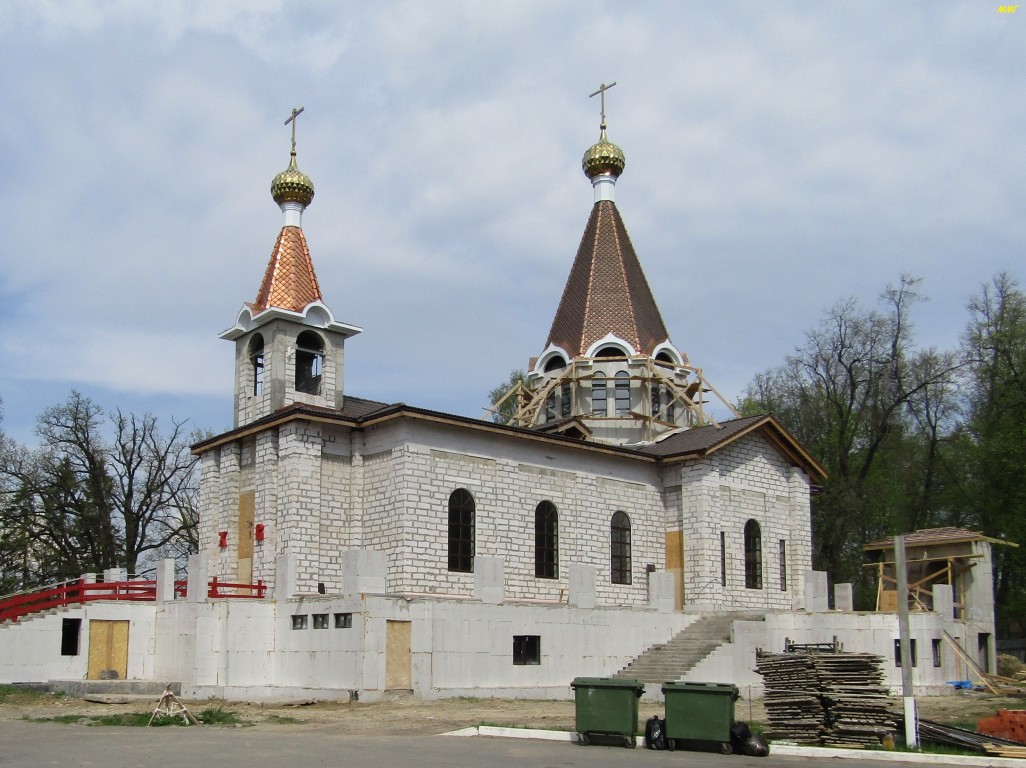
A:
[92,712,164,727]
[263,713,301,724]
[741,273,1026,624]
[0,684,52,704]
[742,276,966,604]
[487,370,527,425]
[196,706,243,725]
[961,273,1026,636]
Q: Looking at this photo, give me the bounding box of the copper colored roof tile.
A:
[544,201,670,357]
[252,226,323,313]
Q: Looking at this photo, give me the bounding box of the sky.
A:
[0,1,1023,447]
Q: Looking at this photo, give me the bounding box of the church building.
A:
[0,98,996,700]
[197,99,823,616]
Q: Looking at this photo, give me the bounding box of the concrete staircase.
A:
[614,612,765,685]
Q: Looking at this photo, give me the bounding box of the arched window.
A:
[448,489,475,573]
[534,501,558,579]
[610,511,632,585]
[614,371,631,416]
[544,356,567,373]
[744,519,763,589]
[295,331,324,395]
[592,376,607,415]
[249,334,265,396]
[650,382,661,418]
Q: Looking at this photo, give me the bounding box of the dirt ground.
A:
[2,687,1024,735]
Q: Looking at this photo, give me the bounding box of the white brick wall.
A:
[197,416,814,610]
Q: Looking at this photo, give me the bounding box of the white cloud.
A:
[0,1,1023,444]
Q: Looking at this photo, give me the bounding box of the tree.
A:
[487,369,527,425]
[961,273,1026,636]
[0,391,199,588]
[741,276,963,604]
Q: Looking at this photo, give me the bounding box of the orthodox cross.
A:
[284,106,305,154]
[588,82,617,126]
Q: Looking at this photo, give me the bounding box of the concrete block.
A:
[568,564,596,609]
[833,582,854,612]
[473,557,505,605]
[275,553,297,599]
[647,571,675,612]
[341,549,387,596]
[187,553,209,603]
[932,584,954,618]
[155,559,176,603]
[804,570,829,612]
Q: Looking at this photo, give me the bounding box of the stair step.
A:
[614,611,765,683]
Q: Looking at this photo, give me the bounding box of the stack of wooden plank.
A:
[757,649,895,746]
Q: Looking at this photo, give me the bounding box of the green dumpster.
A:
[661,681,739,753]
[571,677,645,747]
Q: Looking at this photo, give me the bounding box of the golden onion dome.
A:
[271,152,315,208]
[582,124,626,180]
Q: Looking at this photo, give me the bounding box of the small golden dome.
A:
[582,124,626,180]
[271,152,315,208]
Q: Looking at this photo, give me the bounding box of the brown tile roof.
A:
[251,226,323,313]
[544,200,670,357]
[863,527,1017,551]
[638,413,828,483]
[192,401,825,483]
[637,415,767,456]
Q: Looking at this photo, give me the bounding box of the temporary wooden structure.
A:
[148,685,200,726]
[862,527,1018,616]
[486,356,738,438]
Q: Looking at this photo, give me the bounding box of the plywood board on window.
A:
[385,620,412,690]
[666,531,683,609]
[87,620,129,680]
[879,589,899,612]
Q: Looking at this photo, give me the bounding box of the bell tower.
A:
[220,108,362,428]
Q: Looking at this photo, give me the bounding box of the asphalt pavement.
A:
[5,719,1019,768]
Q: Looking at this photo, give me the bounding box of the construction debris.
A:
[905,716,1026,756]
[978,710,1026,743]
[756,648,895,746]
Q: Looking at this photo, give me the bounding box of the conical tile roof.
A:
[251,225,323,313]
[544,200,670,358]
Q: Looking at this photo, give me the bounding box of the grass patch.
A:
[264,714,302,725]
[197,706,243,725]
[92,713,164,727]
[0,685,54,704]
[23,707,245,728]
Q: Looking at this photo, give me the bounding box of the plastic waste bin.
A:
[661,681,739,753]
[571,677,645,747]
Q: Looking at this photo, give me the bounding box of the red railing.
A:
[207,577,266,599]
[0,576,265,623]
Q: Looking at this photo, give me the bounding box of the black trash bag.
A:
[730,720,752,752]
[742,732,770,757]
[644,715,666,750]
